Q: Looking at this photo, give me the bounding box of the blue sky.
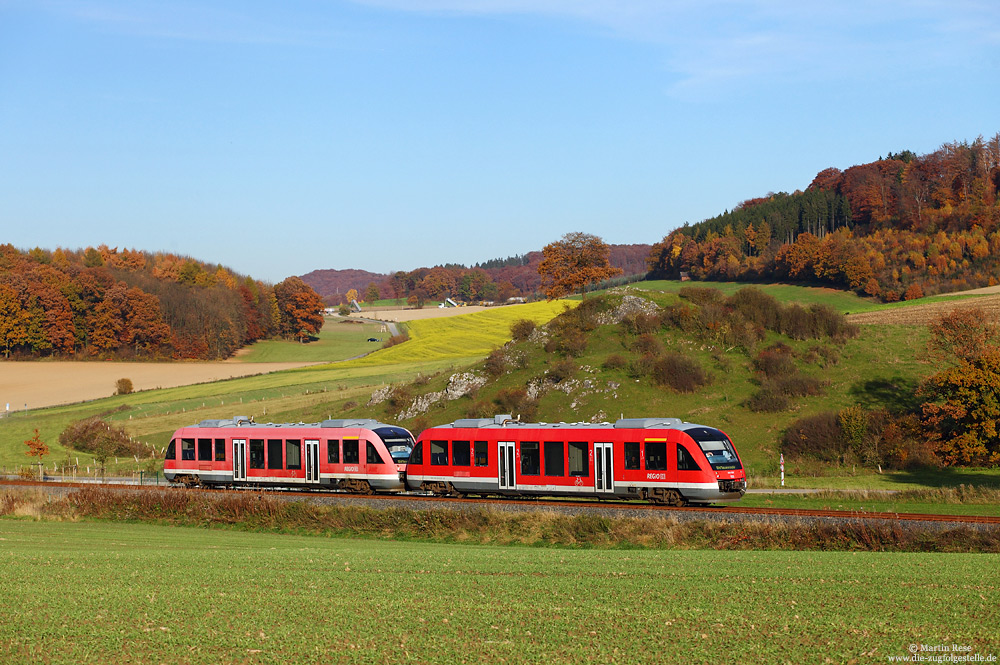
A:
[1,1,998,282]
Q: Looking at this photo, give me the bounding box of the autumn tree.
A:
[538,232,622,300]
[345,288,359,304]
[918,307,1000,465]
[24,429,49,460]
[274,276,325,342]
[364,282,381,303]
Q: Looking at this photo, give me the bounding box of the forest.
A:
[0,245,324,360]
[648,134,1000,301]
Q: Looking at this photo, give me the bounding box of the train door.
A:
[594,442,614,494]
[498,441,516,490]
[233,439,247,482]
[305,439,320,483]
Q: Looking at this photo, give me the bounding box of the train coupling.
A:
[718,478,747,495]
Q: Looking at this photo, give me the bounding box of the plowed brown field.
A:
[846,292,1000,325]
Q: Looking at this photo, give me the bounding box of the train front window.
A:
[375,427,415,463]
[687,427,742,470]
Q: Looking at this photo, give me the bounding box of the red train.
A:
[405,415,747,505]
[163,416,415,492]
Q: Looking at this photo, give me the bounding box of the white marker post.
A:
[780,453,785,487]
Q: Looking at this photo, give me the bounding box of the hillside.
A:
[300,243,651,303]
[346,285,953,475]
[648,133,1000,302]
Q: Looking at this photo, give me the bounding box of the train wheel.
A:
[178,474,201,489]
[340,479,373,495]
[647,488,687,506]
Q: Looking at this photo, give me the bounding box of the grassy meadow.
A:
[235,317,386,362]
[1,519,997,665]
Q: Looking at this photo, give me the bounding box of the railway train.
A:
[404,415,747,505]
[163,414,746,505]
[162,416,415,492]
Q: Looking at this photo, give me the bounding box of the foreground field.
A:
[1,520,997,665]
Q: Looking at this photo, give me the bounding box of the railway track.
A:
[4,479,998,526]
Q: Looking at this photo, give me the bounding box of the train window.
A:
[520,441,540,475]
[181,438,195,461]
[624,442,641,470]
[327,440,340,464]
[452,440,470,466]
[645,442,667,471]
[286,440,301,470]
[366,442,385,465]
[430,440,448,466]
[214,439,226,462]
[249,439,265,469]
[474,441,488,466]
[197,438,212,461]
[687,428,742,470]
[677,444,701,471]
[410,442,423,464]
[543,441,564,477]
[267,439,283,470]
[568,442,588,477]
[343,440,360,464]
[166,440,176,460]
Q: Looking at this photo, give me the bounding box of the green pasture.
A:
[236,317,385,362]
[741,487,1000,517]
[1,520,997,665]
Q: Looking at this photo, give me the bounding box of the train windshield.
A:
[686,427,742,470]
[374,427,415,463]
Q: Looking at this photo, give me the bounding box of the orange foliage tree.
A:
[274,277,325,342]
[538,232,622,300]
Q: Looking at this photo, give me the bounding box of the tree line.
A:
[0,245,324,359]
[648,134,1000,301]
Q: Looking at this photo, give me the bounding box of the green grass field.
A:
[236,317,385,362]
[1,520,997,665]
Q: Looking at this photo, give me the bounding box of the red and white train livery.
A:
[405,415,747,504]
[163,417,414,492]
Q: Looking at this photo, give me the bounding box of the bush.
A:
[602,353,627,370]
[781,411,846,462]
[483,349,508,378]
[651,353,709,393]
[772,374,824,397]
[753,344,796,378]
[548,359,577,383]
[627,353,657,378]
[115,378,133,395]
[382,332,409,349]
[59,417,149,459]
[632,333,664,357]
[727,287,781,330]
[510,319,537,341]
[678,286,724,306]
[746,386,790,413]
[621,312,659,335]
[493,388,537,421]
[545,328,588,357]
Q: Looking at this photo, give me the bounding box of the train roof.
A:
[431,414,715,432]
[184,416,401,430]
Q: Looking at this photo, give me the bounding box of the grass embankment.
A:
[0,301,571,470]
[741,486,1000,517]
[1,516,997,664]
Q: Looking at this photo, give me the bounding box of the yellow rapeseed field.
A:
[341,300,575,367]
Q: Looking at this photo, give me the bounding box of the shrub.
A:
[746,386,790,413]
[627,353,657,378]
[387,386,412,410]
[678,286,724,306]
[59,417,149,458]
[727,287,781,330]
[493,388,537,421]
[483,349,508,377]
[651,353,709,393]
[632,333,664,357]
[781,411,846,462]
[772,374,824,397]
[602,353,627,370]
[115,378,133,395]
[382,332,409,349]
[545,328,588,357]
[753,343,796,378]
[548,359,577,383]
[621,312,659,335]
[659,302,700,333]
[510,319,537,341]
